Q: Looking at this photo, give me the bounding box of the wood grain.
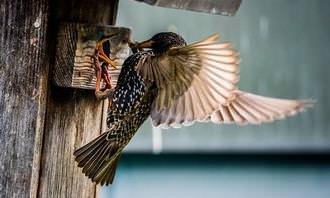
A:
[37,88,104,198]
[53,23,131,89]
[0,0,50,197]
[36,0,119,197]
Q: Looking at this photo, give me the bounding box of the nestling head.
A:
[133,32,187,54]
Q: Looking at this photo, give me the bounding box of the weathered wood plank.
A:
[37,0,119,197]
[135,0,242,16]
[38,88,104,198]
[53,23,130,89]
[0,0,50,197]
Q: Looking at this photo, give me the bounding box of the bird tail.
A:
[74,132,121,186]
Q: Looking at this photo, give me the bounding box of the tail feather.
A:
[94,155,120,185]
[74,132,107,160]
[74,132,121,185]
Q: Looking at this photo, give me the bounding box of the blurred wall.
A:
[116,0,330,153]
[101,154,330,198]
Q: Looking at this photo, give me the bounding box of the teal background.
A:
[102,0,330,197]
[101,154,330,198]
[115,0,330,153]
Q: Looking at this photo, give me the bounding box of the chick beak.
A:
[95,38,117,69]
[98,50,117,69]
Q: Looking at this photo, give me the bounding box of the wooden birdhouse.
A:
[53,23,131,90]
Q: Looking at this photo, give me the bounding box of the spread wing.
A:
[136,34,240,114]
[151,90,313,128]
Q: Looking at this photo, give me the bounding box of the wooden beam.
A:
[38,88,105,198]
[36,0,119,197]
[0,0,50,197]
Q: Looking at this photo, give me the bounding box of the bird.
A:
[74,32,313,185]
[91,35,120,100]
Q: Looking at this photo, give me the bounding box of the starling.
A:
[74,32,313,185]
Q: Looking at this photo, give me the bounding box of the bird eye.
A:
[122,38,128,43]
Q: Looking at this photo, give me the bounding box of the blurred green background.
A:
[101,0,330,197]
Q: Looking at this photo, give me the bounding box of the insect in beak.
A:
[133,39,155,50]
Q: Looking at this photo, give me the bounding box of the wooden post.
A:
[0,0,119,197]
[0,0,50,197]
[37,0,119,198]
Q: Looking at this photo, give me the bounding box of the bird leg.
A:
[92,55,114,100]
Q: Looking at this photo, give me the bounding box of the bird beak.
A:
[95,39,117,69]
[134,39,155,49]
[98,51,117,69]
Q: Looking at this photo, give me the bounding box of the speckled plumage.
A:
[106,51,157,146]
[74,32,312,186]
[74,51,157,185]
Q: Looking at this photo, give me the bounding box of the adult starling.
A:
[74,32,313,185]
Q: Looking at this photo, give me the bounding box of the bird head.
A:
[132,32,187,54]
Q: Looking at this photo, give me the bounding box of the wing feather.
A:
[136,34,240,115]
[152,90,313,128]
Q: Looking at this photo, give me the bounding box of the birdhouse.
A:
[53,23,131,90]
